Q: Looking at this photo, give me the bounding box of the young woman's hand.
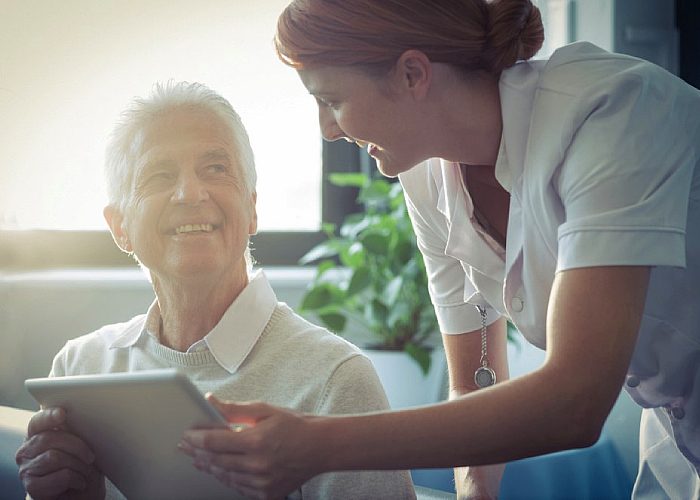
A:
[180,395,322,499]
[15,408,105,500]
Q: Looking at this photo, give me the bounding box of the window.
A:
[0,0,361,268]
[1,0,576,270]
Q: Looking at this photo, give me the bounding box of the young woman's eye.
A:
[315,97,339,110]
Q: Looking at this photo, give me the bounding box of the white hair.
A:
[105,81,257,271]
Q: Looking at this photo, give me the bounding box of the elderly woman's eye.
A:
[207,164,228,174]
[148,172,173,182]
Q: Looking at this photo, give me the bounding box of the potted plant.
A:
[299,172,444,407]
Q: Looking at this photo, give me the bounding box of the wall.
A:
[574,0,678,73]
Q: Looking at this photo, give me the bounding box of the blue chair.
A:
[0,406,30,500]
[411,433,633,499]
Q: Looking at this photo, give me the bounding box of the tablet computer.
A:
[26,369,243,500]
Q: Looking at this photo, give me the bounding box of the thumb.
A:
[206,394,276,425]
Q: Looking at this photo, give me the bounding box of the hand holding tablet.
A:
[25,369,246,500]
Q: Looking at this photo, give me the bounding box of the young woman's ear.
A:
[103,205,132,253]
[394,49,432,100]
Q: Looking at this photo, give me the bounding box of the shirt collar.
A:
[108,301,160,349]
[496,59,546,190]
[108,270,278,374]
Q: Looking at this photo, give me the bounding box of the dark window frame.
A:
[0,140,370,270]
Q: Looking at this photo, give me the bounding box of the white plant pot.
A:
[363,347,447,409]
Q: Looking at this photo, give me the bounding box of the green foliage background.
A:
[299,172,438,374]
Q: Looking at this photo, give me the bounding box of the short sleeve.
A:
[400,163,501,334]
[555,67,697,271]
[300,355,416,500]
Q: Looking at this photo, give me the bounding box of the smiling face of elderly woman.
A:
[105,106,257,285]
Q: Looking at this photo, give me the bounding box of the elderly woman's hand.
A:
[179,395,321,500]
[15,408,105,500]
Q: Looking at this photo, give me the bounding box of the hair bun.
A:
[482,0,545,73]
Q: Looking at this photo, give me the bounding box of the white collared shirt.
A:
[108,270,276,373]
[50,269,417,499]
[400,42,700,469]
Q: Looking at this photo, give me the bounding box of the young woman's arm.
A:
[182,266,649,499]
[444,319,509,499]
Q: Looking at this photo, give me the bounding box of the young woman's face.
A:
[298,65,428,177]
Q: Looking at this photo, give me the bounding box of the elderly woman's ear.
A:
[248,192,258,236]
[103,205,132,254]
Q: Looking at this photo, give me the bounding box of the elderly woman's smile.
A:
[97,83,260,352]
[106,105,258,297]
[174,223,216,235]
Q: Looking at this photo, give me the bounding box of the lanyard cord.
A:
[474,305,496,388]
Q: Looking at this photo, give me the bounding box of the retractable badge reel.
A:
[474,305,496,388]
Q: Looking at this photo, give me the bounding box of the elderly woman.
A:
[15,82,415,500]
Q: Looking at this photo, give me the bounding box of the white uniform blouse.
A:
[399,42,700,472]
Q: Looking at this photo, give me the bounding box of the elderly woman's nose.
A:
[319,107,345,142]
[172,172,209,204]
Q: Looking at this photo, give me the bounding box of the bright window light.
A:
[0,0,320,231]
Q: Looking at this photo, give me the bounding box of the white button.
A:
[511,296,524,312]
[670,406,686,420]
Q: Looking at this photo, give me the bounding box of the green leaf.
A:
[319,312,347,332]
[340,216,370,239]
[401,257,420,279]
[365,299,388,326]
[361,231,390,255]
[299,241,341,265]
[394,240,413,266]
[383,275,403,305]
[387,301,411,330]
[405,343,432,375]
[388,181,404,200]
[300,285,336,311]
[320,222,336,237]
[316,260,335,278]
[507,321,522,351]
[359,179,392,205]
[346,266,371,296]
[329,172,369,187]
[339,242,365,268]
[417,308,438,337]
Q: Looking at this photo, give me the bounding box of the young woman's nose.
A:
[172,171,209,204]
[318,106,346,142]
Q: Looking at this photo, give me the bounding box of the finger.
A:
[208,464,262,489]
[209,466,257,491]
[27,408,66,437]
[191,449,259,474]
[18,430,96,465]
[198,463,264,499]
[23,467,87,499]
[214,475,263,500]
[206,396,274,425]
[177,440,195,457]
[19,448,93,479]
[182,428,251,454]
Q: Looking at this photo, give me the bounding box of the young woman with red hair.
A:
[181,1,700,498]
